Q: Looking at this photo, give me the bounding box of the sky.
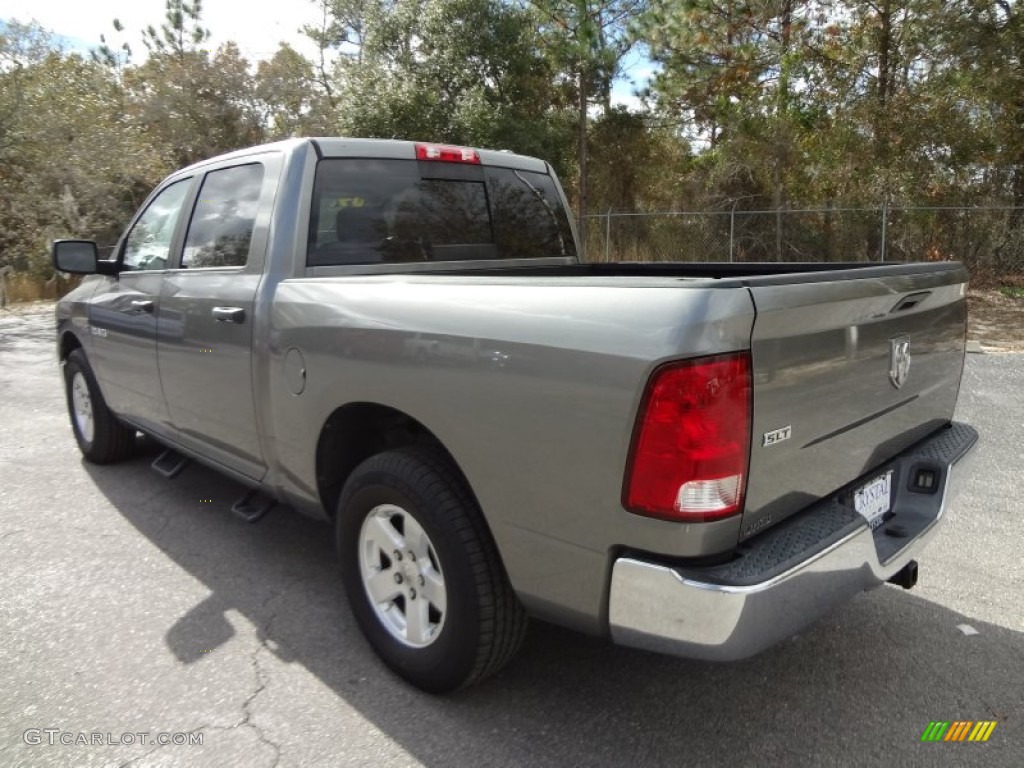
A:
[0,0,326,61]
[0,0,650,109]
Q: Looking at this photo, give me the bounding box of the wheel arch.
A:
[58,328,84,362]
[315,402,479,522]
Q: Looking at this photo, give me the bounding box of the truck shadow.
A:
[84,450,1022,766]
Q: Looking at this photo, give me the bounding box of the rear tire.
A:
[63,349,136,464]
[336,447,527,692]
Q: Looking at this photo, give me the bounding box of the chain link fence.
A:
[580,206,1024,282]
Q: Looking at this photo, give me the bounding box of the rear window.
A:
[307,158,576,265]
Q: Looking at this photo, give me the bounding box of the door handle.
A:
[212,306,246,324]
[129,299,155,313]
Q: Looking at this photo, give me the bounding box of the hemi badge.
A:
[763,426,792,447]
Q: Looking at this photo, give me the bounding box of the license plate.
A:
[854,471,892,529]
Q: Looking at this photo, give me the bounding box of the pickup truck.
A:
[53,137,978,692]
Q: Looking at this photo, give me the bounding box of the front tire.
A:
[63,349,136,463]
[336,447,526,692]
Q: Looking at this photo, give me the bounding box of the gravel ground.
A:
[968,290,1024,351]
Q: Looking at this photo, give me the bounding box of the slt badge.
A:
[890,336,911,389]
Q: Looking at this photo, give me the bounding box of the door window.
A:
[122,179,192,271]
[181,164,265,268]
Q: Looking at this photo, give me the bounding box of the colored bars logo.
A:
[921,721,997,742]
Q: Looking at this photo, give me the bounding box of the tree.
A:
[304,0,389,103]
[107,1,263,166]
[0,24,165,277]
[141,0,211,57]
[310,0,573,167]
[525,0,647,240]
[639,0,828,256]
[256,44,333,138]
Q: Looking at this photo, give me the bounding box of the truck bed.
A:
[399,258,970,541]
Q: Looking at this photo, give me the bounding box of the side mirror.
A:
[52,240,100,274]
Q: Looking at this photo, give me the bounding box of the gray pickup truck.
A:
[53,138,978,692]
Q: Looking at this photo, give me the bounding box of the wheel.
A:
[63,349,136,463]
[336,447,527,692]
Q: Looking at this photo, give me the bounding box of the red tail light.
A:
[624,352,752,522]
[415,143,481,164]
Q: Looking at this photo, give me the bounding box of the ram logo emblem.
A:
[890,336,911,389]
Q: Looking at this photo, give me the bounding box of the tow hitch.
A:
[888,560,919,590]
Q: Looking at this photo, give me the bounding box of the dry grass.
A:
[0,274,79,306]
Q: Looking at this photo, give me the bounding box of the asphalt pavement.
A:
[0,303,1021,767]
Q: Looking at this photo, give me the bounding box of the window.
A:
[486,168,575,260]
[181,164,264,268]
[122,179,191,271]
[307,158,576,266]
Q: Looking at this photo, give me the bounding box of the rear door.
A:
[740,264,968,539]
[157,156,279,480]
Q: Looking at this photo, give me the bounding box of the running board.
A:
[231,488,276,523]
[152,449,191,479]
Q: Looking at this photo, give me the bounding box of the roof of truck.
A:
[175,137,549,176]
[313,138,549,173]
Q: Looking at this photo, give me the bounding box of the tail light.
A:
[415,143,481,164]
[624,352,752,522]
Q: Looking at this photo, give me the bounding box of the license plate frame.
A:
[854,470,893,530]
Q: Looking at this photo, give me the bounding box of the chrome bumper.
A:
[608,423,978,661]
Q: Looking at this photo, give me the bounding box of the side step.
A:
[231,488,277,523]
[152,449,191,479]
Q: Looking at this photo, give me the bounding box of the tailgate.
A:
[740,263,968,539]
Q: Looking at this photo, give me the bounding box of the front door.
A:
[89,178,194,435]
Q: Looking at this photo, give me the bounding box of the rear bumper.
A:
[608,421,978,660]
